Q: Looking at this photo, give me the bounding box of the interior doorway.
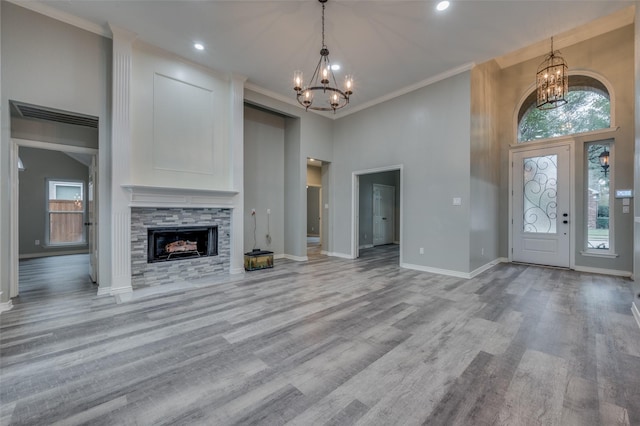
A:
[12,142,98,297]
[352,165,403,262]
[306,158,324,258]
[373,184,395,246]
[9,101,100,298]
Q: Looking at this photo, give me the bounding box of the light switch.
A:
[623,198,630,206]
[623,206,630,214]
[453,197,462,206]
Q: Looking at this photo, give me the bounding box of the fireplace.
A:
[131,207,231,288]
[147,226,218,263]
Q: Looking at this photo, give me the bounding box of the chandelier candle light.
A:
[293,0,353,112]
[536,36,569,110]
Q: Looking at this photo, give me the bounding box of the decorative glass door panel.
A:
[512,146,570,268]
[523,155,557,234]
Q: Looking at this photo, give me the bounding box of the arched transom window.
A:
[517,75,611,143]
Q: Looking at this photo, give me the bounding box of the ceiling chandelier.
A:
[536,37,568,110]
[293,0,353,112]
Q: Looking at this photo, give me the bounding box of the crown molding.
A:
[7,0,112,38]
[495,4,635,69]
[246,62,475,120]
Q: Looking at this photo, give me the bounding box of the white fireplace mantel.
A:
[122,185,239,209]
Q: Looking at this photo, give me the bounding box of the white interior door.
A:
[88,155,98,283]
[512,146,570,267]
[373,184,394,246]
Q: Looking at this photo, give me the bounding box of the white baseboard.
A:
[359,244,374,249]
[110,286,133,296]
[573,265,633,278]
[469,257,508,279]
[19,249,89,259]
[327,252,355,260]
[96,286,112,296]
[0,300,13,313]
[282,254,308,262]
[273,254,285,260]
[401,262,471,279]
[632,302,640,331]
[400,258,507,280]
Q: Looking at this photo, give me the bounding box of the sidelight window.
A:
[585,141,613,253]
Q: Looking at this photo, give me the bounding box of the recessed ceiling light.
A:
[309,158,315,162]
[194,43,204,51]
[331,64,340,71]
[436,1,450,11]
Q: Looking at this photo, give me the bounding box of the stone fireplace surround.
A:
[131,207,230,288]
[124,185,239,289]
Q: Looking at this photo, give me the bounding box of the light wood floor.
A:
[2,249,639,425]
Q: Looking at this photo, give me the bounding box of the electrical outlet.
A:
[267,209,271,215]
[419,247,424,255]
[35,240,40,246]
[251,208,256,215]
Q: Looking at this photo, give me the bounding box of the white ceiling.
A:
[19,0,636,117]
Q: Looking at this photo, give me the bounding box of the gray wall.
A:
[469,60,501,272]
[334,71,472,272]
[18,147,89,257]
[11,116,98,149]
[1,2,111,301]
[359,170,400,247]
[243,105,285,255]
[245,89,334,259]
[497,25,635,275]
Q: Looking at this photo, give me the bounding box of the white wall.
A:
[131,42,231,191]
[244,105,285,255]
[333,71,473,273]
[0,2,111,302]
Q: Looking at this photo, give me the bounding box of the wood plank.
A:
[2,250,639,425]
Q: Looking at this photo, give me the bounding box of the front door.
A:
[512,145,570,267]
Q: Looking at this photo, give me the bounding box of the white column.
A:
[229,73,247,274]
[632,2,640,326]
[108,25,137,299]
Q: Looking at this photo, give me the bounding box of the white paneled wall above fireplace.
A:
[131,41,232,191]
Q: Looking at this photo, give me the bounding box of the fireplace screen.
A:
[147,226,217,263]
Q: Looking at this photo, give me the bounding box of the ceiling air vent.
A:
[11,101,98,128]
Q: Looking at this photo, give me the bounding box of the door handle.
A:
[563,220,568,224]
[563,213,568,217]
[382,217,387,220]
[84,222,93,226]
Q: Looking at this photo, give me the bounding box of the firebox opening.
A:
[147,226,218,263]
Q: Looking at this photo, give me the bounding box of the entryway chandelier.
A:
[293,0,353,112]
[536,37,568,110]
